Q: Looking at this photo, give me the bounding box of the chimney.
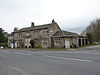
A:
[14,27,18,31]
[31,22,35,27]
[52,19,56,23]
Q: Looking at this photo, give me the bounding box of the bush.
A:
[34,43,40,48]
[30,40,34,48]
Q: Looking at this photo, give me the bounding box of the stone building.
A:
[8,20,88,48]
[8,34,14,48]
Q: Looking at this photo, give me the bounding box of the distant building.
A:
[8,20,88,48]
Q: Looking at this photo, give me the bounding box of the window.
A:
[18,33,22,37]
[43,42,47,45]
[42,39,48,45]
[55,38,61,45]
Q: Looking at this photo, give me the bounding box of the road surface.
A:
[0,49,100,75]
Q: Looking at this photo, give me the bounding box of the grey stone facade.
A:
[8,20,62,48]
[8,20,88,48]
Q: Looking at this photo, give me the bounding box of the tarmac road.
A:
[0,49,100,75]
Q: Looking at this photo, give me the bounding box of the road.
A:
[0,49,100,75]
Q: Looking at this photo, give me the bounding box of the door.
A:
[11,43,14,48]
[65,40,70,48]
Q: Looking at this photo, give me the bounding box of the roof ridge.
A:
[14,23,53,32]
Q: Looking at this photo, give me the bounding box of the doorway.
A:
[65,40,70,48]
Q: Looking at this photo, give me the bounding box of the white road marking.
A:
[0,50,32,56]
[44,55,93,62]
[13,52,32,56]
[0,50,10,53]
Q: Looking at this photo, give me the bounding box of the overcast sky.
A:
[0,0,100,34]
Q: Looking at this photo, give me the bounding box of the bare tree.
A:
[82,18,100,43]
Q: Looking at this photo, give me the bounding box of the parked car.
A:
[0,46,4,49]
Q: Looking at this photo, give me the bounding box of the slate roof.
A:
[53,30,79,37]
[62,31,79,36]
[53,31,63,36]
[14,23,52,32]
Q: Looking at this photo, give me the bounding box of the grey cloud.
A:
[0,0,100,33]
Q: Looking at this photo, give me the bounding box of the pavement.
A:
[78,45,100,50]
[0,48,100,75]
